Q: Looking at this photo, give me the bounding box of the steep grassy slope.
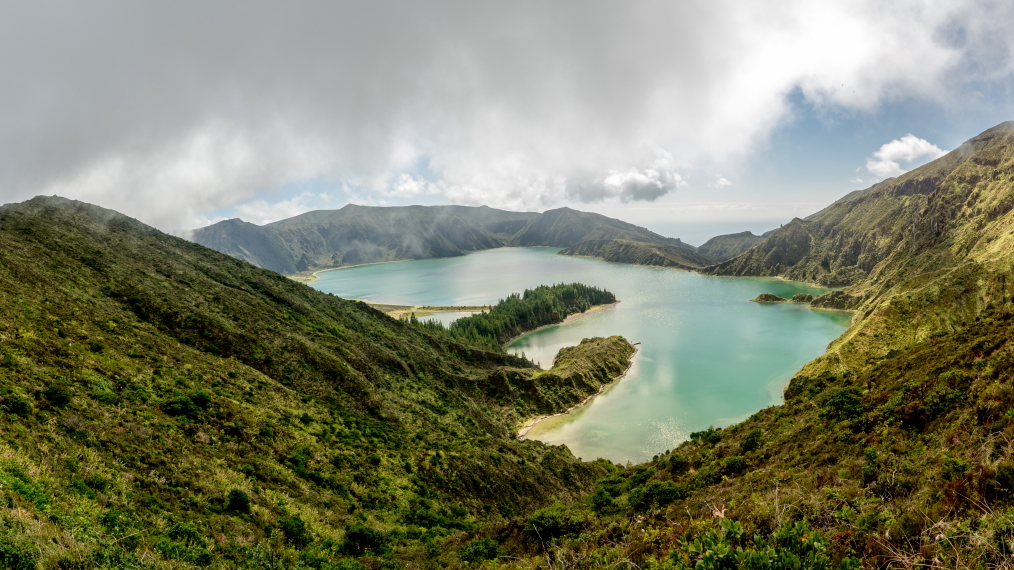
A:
[708,122,1014,286]
[697,230,770,263]
[191,205,693,275]
[0,197,636,569]
[558,239,711,270]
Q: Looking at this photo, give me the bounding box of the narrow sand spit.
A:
[517,345,637,440]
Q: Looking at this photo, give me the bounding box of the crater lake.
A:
[310,247,850,463]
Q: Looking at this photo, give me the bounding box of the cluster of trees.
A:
[411,283,616,351]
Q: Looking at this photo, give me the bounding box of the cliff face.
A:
[558,238,711,269]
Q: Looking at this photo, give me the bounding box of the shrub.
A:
[629,480,688,512]
[460,537,500,563]
[167,522,203,545]
[819,387,864,421]
[100,509,137,534]
[943,456,969,481]
[667,454,690,473]
[628,468,655,488]
[190,391,212,410]
[43,384,73,408]
[156,537,212,567]
[340,523,387,556]
[163,391,212,420]
[225,489,251,514]
[669,519,860,570]
[994,462,1014,499]
[1,394,31,417]
[721,456,744,476]
[522,503,586,543]
[690,426,722,445]
[591,488,615,513]
[158,522,212,567]
[0,536,38,570]
[742,428,763,452]
[279,514,314,549]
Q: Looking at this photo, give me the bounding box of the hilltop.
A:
[559,239,712,269]
[697,230,772,263]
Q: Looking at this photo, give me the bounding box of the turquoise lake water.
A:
[311,247,850,463]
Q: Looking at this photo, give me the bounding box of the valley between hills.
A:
[2,121,1014,568]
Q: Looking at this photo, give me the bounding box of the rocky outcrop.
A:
[751,293,788,303]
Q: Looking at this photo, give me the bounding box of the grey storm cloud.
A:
[1,1,1012,228]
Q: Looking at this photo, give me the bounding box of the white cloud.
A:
[865,134,949,179]
[0,1,1011,227]
[564,147,686,204]
[390,174,442,199]
[710,176,734,189]
[230,192,324,226]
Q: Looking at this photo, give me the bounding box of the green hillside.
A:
[191,205,694,276]
[0,197,635,569]
[697,230,770,263]
[509,208,693,250]
[558,238,712,270]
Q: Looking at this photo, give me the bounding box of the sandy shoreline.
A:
[373,304,489,319]
[517,346,637,439]
[287,258,415,284]
[504,302,618,346]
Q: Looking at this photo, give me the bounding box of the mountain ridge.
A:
[558,238,712,269]
[191,205,696,275]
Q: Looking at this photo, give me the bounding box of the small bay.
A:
[311,247,850,463]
